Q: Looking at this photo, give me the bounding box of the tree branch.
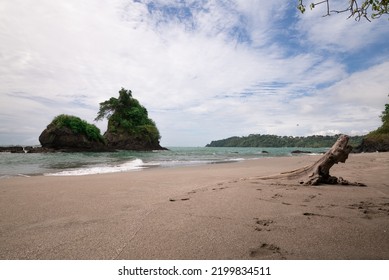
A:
[298,0,389,21]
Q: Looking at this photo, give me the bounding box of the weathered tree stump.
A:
[258,135,366,186]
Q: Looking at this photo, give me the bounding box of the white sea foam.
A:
[145,158,246,168]
[228,158,245,162]
[45,159,145,176]
[17,174,31,177]
[145,160,210,168]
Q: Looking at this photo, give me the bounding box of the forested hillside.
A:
[206,134,364,148]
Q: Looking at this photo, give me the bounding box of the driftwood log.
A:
[259,135,365,186]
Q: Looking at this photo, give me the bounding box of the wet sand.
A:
[0,153,388,259]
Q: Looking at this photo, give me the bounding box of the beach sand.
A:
[0,153,388,260]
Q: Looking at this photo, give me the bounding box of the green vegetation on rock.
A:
[95,88,161,148]
[51,114,104,143]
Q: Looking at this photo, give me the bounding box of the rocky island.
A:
[39,88,166,152]
[0,88,166,153]
[38,114,110,152]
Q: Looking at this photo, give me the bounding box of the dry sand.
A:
[0,153,388,260]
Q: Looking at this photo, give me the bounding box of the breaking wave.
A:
[45,159,145,176]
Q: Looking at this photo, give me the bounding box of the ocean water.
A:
[0,147,327,178]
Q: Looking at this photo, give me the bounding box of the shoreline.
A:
[1,153,388,259]
[0,147,328,178]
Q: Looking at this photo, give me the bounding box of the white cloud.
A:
[285,61,389,137]
[326,61,389,107]
[0,0,388,146]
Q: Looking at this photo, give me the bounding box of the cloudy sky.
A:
[1,0,388,147]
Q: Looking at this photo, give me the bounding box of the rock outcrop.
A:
[354,135,389,153]
[0,146,56,153]
[39,125,111,152]
[0,146,25,153]
[104,131,167,151]
[37,122,166,153]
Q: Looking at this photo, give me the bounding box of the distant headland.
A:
[206,103,389,152]
[206,134,364,148]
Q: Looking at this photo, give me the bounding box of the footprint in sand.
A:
[169,188,202,202]
[303,212,334,218]
[303,194,316,203]
[212,186,228,191]
[249,243,284,259]
[315,203,337,210]
[169,197,190,202]
[251,181,263,185]
[286,187,298,191]
[347,201,389,219]
[254,218,274,231]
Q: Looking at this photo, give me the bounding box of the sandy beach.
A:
[0,153,388,260]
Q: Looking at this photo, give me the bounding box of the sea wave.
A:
[45,158,145,176]
[143,160,211,168]
[144,158,246,168]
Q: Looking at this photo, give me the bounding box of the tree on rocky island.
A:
[297,0,389,21]
[95,88,164,150]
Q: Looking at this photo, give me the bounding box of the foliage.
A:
[51,114,105,143]
[206,134,364,148]
[380,103,389,123]
[366,103,389,137]
[138,123,161,145]
[354,103,389,152]
[297,0,389,21]
[95,88,161,143]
